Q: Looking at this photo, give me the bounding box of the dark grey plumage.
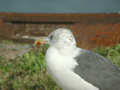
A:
[74,49,120,90]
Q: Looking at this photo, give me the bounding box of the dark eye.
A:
[50,35,53,40]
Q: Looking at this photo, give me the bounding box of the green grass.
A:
[93,43,120,67]
[0,44,61,90]
[0,43,120,90]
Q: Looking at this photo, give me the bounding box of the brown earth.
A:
[0,13,120,49]
[0,41,32,59]
[0,13,120,59]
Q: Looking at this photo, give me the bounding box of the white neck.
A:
[52,44,77,56]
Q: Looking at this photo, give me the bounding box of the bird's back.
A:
[74,49,120,90]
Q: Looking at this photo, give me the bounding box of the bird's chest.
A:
[46,48,77,71]
[45,47,78,71]
[45,47,99,90]
[45,49,78,87]
[46,57,79,90]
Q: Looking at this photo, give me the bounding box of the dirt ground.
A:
[0,23,70,60]
[0,41,32,60]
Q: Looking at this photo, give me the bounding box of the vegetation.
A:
[0,43,120,90]
[94,43,120,67]
[0,44,61,90]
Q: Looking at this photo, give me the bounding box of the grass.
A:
[93,43,120,67]
[0,44,61,90]
[0,43,120,90]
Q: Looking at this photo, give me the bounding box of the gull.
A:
[41,28,120,90]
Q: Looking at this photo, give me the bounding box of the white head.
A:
[47,28,77,51]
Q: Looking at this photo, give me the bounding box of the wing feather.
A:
[74,49,120,90]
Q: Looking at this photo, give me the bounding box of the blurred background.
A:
[0,0,120,90]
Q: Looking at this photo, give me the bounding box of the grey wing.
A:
[74,49,120,90]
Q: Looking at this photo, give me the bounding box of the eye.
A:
[50,35,53,40]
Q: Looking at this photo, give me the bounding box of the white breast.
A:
[45,47,99,90]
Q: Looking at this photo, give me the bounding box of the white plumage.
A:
[44,28,120,90]
[45,28,99,90]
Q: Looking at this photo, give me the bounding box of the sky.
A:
[0,0,120,13]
